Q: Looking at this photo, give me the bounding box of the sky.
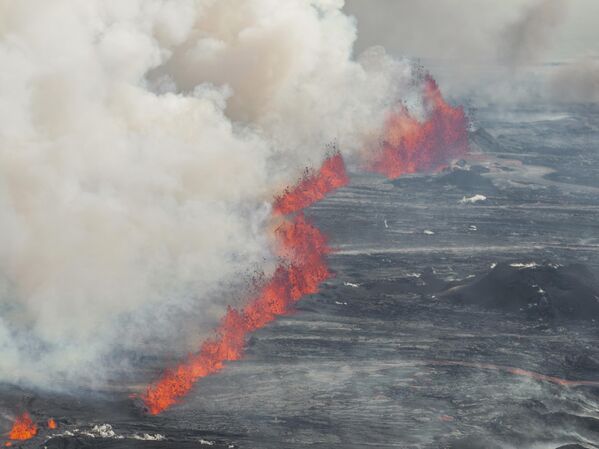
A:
[344,0,599,103]
[344,0,599,63]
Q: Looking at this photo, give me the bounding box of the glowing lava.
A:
[142,155,348,415]
[273,152,349,215]
[367,75,469,179]
[142,214,331,414]
[47,418,57,430]
[6,413,37,444]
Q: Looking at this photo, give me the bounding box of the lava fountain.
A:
[141,154,349,415]
[273,152,349,215]
[4,412,37,446]
[366,75,469,179]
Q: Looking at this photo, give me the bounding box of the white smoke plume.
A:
[0,0,414,388]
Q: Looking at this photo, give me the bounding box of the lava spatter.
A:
[273,152,349,215]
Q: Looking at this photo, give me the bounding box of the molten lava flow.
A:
[47,418,57,430]
[142,213,332,415]
[273,152,349,215]
[141,152,346,415]
[7,413,37,442]
[367,75,469,179]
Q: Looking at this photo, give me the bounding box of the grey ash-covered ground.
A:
[2,103,599,448]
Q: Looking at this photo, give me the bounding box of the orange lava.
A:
[367,75,469,179]
[273,152,349,215]
[141,153,348,415]
[47,418,57,430]
[142,214,332,414]
[7,412,37,441]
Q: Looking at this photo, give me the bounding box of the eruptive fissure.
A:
[141,75,470,415]
[366,75,469,179]
[141,154,349,415]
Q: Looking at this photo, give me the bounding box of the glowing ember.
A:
[273,152,349,215]
[142,213,331,414]
[7,412,37,441]
[367,75,469,179]
[47,418,57,430]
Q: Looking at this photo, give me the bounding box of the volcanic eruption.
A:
[4,2,599,448]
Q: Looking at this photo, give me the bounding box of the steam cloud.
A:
[0,0,416,388]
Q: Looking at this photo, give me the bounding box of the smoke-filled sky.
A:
[345,0,599,103]
[344,0,599,63]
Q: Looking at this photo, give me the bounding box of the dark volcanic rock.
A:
[390,167,497,195]
[358,267,450,296]
[442,262,599,321]
[45,437,92,449]
[564,353,599,372]
[469,127,505,154]
[434,168,497,193]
